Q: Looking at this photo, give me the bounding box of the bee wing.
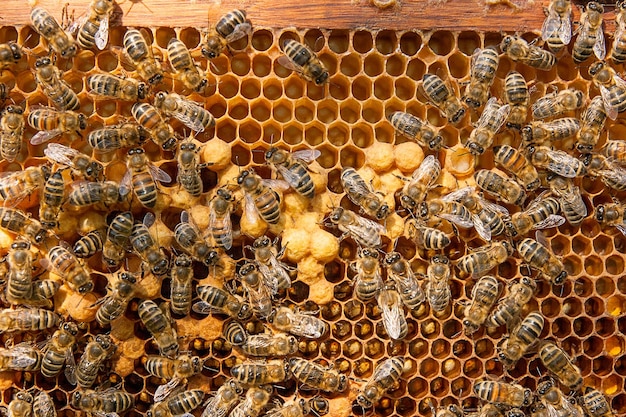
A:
[378,291,404,340]
[149,163,172,183]
[192,301,215,315]
[411,154,441,183]
[593,29,606,60]
[30,129,63,145]
[599,167,626,189]
[533,214,566,230]
[119,170,132,197]
[274,166,305,193]
[560,10,573,44]
[438,213,474,229]
[257,262,279,296]
[480,198,509,216]
[95,16,110,50]
[43,143,80,167]
[546,152,580,178]
[0,172,32,206]
[244,193,259,226]
[154,378,181,402]
[541,8,560,41]
[173,102,210,132]
[600,85,619,120]
[292,316,326,339]
[349,216,385,245]
[143,212,156,228]
[269,257,292,289]
[442,185,474,202]
[616,224,626,237]
[277,55,305,74]
[7,345,38,368]
[291,149,321,163]
[472,214,492,242]
[224,22,252,43]
[262,178,290,192]
[202,395,234,417]
[34,392,56,417]
[475,97,500,128]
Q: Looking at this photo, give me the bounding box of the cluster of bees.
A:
[0,0,624,416]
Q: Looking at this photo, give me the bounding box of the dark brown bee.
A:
[279,39,329,85]
[68,334,115,388]
[464,47,499,108]
[388,111,443,150]
[34,57,79,111]
[237,168,285,225]
[75,0,115,50]
[44,143,104,182]
[265,147,320,199]
[202,9,251,59]
[123,28,164,85]
[102,211,133,269]
[154,92,215,133]
[131,213,169,277]
[39,168,65,230]
[542,0,573,52]
[517,237,568,285]
[170,253,193,316]
[92,271,137,325]
[28,108,87,145]
[207,186,236,250]
[131,103,178,150]
[500,35,556,70]
[572,1,605,63]
[30,7,77,58]
[120,148,172,209]
[421,73,466,124]
[168,38,207,92]
[341,167,389,220]
[503,71,530,130]
[41,322,79,378]
[73,230,104,258]
[0,105,25,162]
[87,73,147,101]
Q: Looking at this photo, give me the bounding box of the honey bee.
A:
[265,147,320,199]
[496,311,544,369]
[34,57,79,111]
[264,397,329,417]
[0,342,43,371]
[517,237,568,285]
[75,0,114,50]
[521,118,581,145]
[527,146,586,178]
[249,235,292,296]
[388,112,443,151]
[144,354,203,402]
[28,108,87,145]
[493,145,540,191]
[328,207,385,248]
[595,201,626,235]
[102,211,133,269]
[589,61,626,120]
[154,92,215,133]
[581,387,615,417]
[419,196,474,230]
[167,38,207,92]
[229,386,271,417]
[238,262,273,319]
[385,251,425,311]
[237,168,286,225]
[487,277,536,328]
[473,380,532,408]
[548,175,588,225]
[33,391,56,417]
[464,47,499,108]
[0,207,47,244]
[575,96,607,153]
[269,306,329,339]
[464,97,510,156]
[44,143,104,182]
[0,166,49,206]
[147,389,205,417]
[500,35,556,70]
[130,213,169,276]
[67,334,115,387]
[202,9,251,59]
[406,222,451,250]
[241,333,298,357]
[45,244,94,293]
[584,153,626,191]
[223,320,247,346]
[41,321,78,378]
[456,241,513,277]
[68,181,121,207]
[38,168,65,230]
[541,0,573,52]
[503,71,530,130]
[421,73,466,124]
[170,254,192,316]
[131,103,178,150]
[613,0,626,63]
[532,88,584,120]
[123,28,164,85]
[207,186,236,250]
[351,247,383,301]
[474,169,527,206]
[398,155,441,213]
[92,271,137,325]
[355,356,405,409]
[279,39,329,85]
[447,186,509,241]
[0,105,25,162]
[462,275,500,335]
[231,359,290,386]
[537,379,584,417]
[32,280,61,304]
[201,379,243,417]
[30,7,77,59]
[5,240,35,306]
[603,139,626,164]
[431,404,464,417]
[120,148,172,209]
[504,195,563,238]
[88,123,148,154]
[176,140,206,198]
[7,390,34,417]
[138,300,179,359]
[0,41,22,70]
[193,284,253,320]
[377,287,408,340]
[87,73,147,101]
[289,357,348,392]
[572,1,605,63]
[539,341,583,390]
[71,388,134,416]
[174,211,218,266]
[425,255,452,312]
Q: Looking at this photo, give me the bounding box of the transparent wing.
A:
[118,170,132,197]
[154,378,181,402]
[202,394,234,417]
[256,261,279,296]
[224,22,252,43]
[43,143,80,167]
[277,55,304,73]
[541,7,560,41]
[475,97,500,128]
[173,102,209,132]
[95,16,109,50]
[616,224,626,237]
[412,155,441,185]
[600,167,626,190]
[480,198,509,216]
[276,165,306,195]
[593,29,606,60]
[600,85,619,120]
[439,213,474,229]
[292,149,321,163]
[244,193,259,226]
[442,185,474,202]
[269,257,292,290]
[291,315,327,339]
[379,290,404,340]
[34,392,56,417]
[533,214,566,230]
[262,178,291,192]
[30,129,63,145]
[546,152,580,178]
[560,10,572,44]
[192,301,215,315]
[209,205,232,250]
[472,214,492,242]
[149,163,172,183]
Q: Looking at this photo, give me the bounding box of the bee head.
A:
[78,114,88,130]
[9,42,22,60]
[315,71,329,86]
[385,251,400,265]
[137,82,147,100]
[78,281,94,294]
[35,57,51,68]
[430,135,444,151]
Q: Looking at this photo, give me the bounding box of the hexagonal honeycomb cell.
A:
[0,1,625,416]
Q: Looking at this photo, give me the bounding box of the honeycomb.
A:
[0,2,625,417]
